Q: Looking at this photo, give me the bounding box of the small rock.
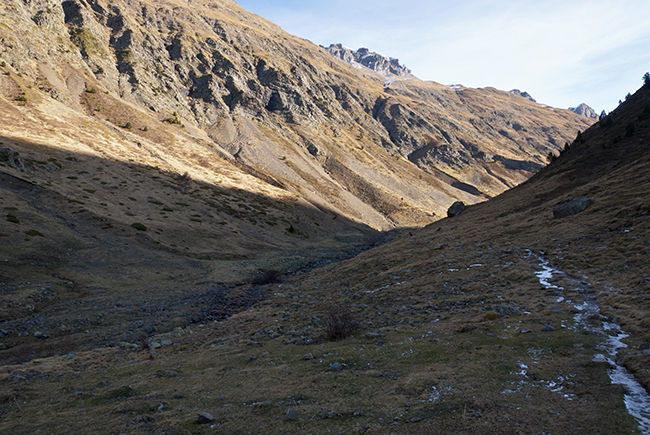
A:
[160,339,172,346]
[407,417,422,423]
[640,343,650,350]
[520,329,534,334]
[551,307,563,313]
[447,201,466,218]
[303,353,314,360]
[542,325,556,332]
[197,412,214,424]
[285,407,300,421]
[0,343,5,350]
[328,362,343,371]
[486,333,496,337]
[591,355,608,363]
[149,342,161,350]
[493,305,520,316]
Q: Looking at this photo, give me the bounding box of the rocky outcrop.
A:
[447,201,466,217]
[0,0,596,229]
[569,103,598,119]
[510,89,536,103]
[326,44,412,77]
[553,198,591,219]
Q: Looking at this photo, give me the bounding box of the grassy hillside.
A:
[0,83,647,434]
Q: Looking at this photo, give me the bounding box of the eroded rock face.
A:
[0,0,595,228]
[326,44,412,76]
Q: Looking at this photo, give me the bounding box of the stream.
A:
[533,254,650,434]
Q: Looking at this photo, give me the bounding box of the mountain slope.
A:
[0,0,593,232]
[0,82,647,434]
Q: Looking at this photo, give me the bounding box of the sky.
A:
[235,0,650,113]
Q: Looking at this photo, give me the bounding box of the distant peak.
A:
[510,89,536,103]
[325,44,412,77]
[569,103,598,119]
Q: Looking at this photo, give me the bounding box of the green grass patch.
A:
[131,223,147,231]
[24,230,44,237]
[6,214,19,224]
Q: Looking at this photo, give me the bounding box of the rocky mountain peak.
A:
[569,103,599,119]
[510,89,537,103]
[325,43,412,77]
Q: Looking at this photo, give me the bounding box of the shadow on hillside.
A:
[0,134,395,364]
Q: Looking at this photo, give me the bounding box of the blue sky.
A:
[235,0,650,112]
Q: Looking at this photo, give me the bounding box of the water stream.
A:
[533,254,650,434]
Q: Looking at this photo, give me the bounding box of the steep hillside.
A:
[0,74,647,434]
[0,0,592,232]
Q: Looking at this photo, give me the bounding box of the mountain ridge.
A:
[0,0,593,233]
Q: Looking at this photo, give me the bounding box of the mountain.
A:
[510,88,537,102]
[569,102,599,119]
[0,0,593,234]
[0,0,648,432]
[1,78,648,435]
[325,43,412,77]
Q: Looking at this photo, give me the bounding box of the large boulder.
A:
[447,201,466,218]
[553,198,590,219]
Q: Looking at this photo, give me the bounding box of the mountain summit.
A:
[325,43,412,77]
[569,102,599,119]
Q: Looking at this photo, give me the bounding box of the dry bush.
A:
[483,311,502,321]
[324,305,360,341]
[251,270,281,285]
[177,171,192,192]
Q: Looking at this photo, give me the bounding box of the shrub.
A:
[484,311,502,321]
[86,87,97,94]
[626,122,636,137]
[165,112,183,126]
[251,270,281,285]
[324,305,360,341]
[123,122,133,129]
[644,72,650,88]
[131,222,147,231]
[7,214,19,223]
[177,171,192,192]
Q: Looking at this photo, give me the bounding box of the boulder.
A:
[553,197,590,219]
[447,201,466,218]
[197,412,215,424]
[285,407,300,421]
